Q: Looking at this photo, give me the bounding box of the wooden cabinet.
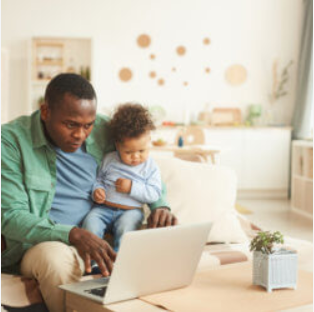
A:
[291,140,313,218]
[28,37,92,113]
[152,126,292,199]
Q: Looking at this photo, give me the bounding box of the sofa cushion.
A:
[152,154,248,243]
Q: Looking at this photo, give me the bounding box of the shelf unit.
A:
[28,37,92,113]
[32,40,65,81]
[291,140,313,219]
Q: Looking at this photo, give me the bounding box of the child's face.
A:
[116,132,151,166]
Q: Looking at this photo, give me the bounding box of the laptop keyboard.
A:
[84,286,107,298]
[93,276,110,284]
[83,276,110,298]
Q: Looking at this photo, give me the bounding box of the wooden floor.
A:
[238,199,313,242]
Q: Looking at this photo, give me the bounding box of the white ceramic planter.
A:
[252,250,298,292]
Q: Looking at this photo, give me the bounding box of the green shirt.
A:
[1,110,169,274]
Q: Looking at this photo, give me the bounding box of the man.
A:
[1,73,177,312]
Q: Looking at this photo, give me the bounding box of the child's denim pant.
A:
[82,205,144,252]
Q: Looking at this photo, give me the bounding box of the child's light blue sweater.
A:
[93,151,162,207]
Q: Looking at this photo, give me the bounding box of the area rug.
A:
[140,262,313,312]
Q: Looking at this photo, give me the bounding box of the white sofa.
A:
[150,153,249,244]
[1,154,312,311]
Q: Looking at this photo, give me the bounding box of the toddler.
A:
[82,103,162,252]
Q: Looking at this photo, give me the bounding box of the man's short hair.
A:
[44,73,97,109]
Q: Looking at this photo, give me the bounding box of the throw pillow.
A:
[151,154,248,243]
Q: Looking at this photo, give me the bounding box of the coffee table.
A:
[65,292,164,312]
[64,262,312,312]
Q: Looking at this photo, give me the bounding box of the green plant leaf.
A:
[250,231,284,254]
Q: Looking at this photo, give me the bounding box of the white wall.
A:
[1,48,9,123]
[2,0,304,124]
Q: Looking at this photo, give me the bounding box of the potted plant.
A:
[250,231,297,292]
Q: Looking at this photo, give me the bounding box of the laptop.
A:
[60,222,211,305]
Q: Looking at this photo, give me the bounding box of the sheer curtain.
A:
[292,0,313,139]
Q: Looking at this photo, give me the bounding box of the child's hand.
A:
[93,188,106,204]
[115,178,132,193]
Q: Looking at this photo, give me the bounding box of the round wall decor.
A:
[176,46,186,56]
[225,64,247,86]
[119,68,133,82]
[137,34,151,48]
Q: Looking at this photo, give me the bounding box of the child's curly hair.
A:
[108,103,156,143]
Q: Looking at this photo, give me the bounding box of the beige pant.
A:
[20,242,85,312]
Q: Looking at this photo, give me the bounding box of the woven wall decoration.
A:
[225,64,247,86]
[119,68,133,82]
[137,34,151,48]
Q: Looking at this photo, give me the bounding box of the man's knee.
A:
[21,241,83,279]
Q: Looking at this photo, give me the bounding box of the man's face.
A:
[116,132,151,166]
[41,93,97,153]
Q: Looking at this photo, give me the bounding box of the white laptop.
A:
[60,222,211,305]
